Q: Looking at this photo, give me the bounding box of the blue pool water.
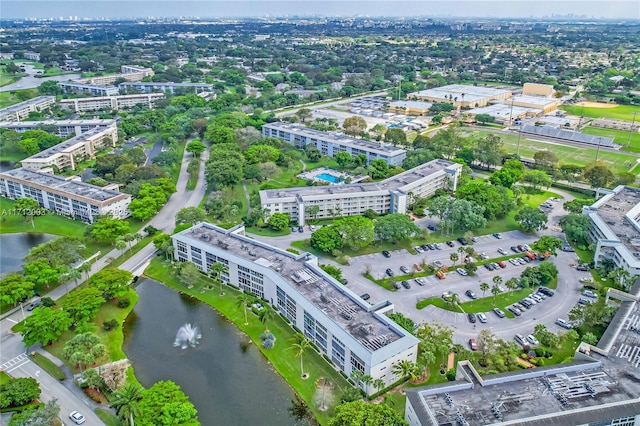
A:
[317,172,339,183]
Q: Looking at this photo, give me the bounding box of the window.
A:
[177,241,187,254]
[331,338,345,370]
[303,311,315,339]
[350,353,365,375]
[315,323,327,353]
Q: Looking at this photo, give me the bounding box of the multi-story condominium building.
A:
[583,186,640,277]
[172,223,420,394]
[260,159,462,225]
[120,65,155,76]
[59,93,165,113]
[0,168,131,222]
[408,84,512,108]
[57,81,119,96]
[0,119,117,138]
[73,65,154,86]
[405,279,640,426]
[20,125,118,171]
[0,96,56,121]
[119,82,214,94]
[262,122,407,166]
[23,52,41,61]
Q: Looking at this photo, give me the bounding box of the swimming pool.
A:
[316,173,339,183]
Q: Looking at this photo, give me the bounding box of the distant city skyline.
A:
[1,1,638,20]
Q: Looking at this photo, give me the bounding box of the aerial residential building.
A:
[583,185,640,277]
[120,64,155,76]
[73,65,154,86]
[172,223,420,394]
[262,122,407,166]
[23,52,41,61]
[20,125,118,171]
[59,93,165,112]
[408,84,513,108]
[0,168,131,222]
[260,159,462,225]
[119,81,214,94]
[405,279,640,426]
[0,96,56,121]
[0,119,117,138]
[57,81,119,96]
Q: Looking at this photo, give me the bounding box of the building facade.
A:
[59,93,165,112]
[0,96,56,121]
[409,84,513,108]
[583,186,640,277]
[0,168,131,222]
[119,82,214,94]
[73,65,154,86]
[57,81,119,96]
[172,223,420,394]
[0,119,117,138]
[262,122,407,166]
[20,125,118,171]
[260,159,462,225]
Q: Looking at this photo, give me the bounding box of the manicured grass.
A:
[0,371,11,384]
[108,236,154,268]
[245,226,291,237]
[29,352,65,380]
[417,288,533,318]
[582,126,640,153]
[470,129,638,174]
[535,332,581,364]
[95,409,124,426]
[560,104,640,122]
[186,158,200,191]
[0,88,39,108]
[384,392,407,418]
[144,258,350,425]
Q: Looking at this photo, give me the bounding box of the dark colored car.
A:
[467,313,477,323]
[465,290,477,299]
[27,299,42,311]
[446,241,455,247]
[386,268,394,277]
[401,280,411,289]
[291,227,297,232]
[382,250,391,258]
[576,264,590,271]
[511,246,520,253]
[427,244,436,250]
[457,237,468,246]
[492,233,503,239]
[517,245,526,252]
[360,293,371,301]
[484,263,495,271]
[421,244,430,251]
[427,225,438,231]
[507,306,522,316]
[538,287,555,297]
[298,226,304,233]
[399,266,409,274]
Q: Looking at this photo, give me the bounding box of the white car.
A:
[456,268,468,276]
[480,252,489,259]
[526,334,540,346]
[477,313,488,323]
[69,411,86,425]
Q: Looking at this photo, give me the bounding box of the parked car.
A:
[298,226,304,233]
[382,250,391,258]
[519,299,533,308]
[576,264,590,271]
[400,266,409,274]
[507,306,522,316]
[521,255,531,263]
[479,252,489,260]
[421,244,431,251]
[469,339,478,351]
[556,318,572,329]
[511,246,520,253]
[517,245,526,252]
[582,290,598,298]
[477,313,488,323]
[434,261,443,268]
[360,293,371,301]
[457,268,468,276]
[492,233,503,239]
[484,263,495,271]
[427,244,436,250]
[579,277,594,284]
[427,224,437,231]
[26,299,43,311]
[579,297,595,305]
[401,280,411,289]
[472,237,479,243]
[498,248,507,255]
[386,268,394,277]
[436,271,445,280]
[446,241,455,247]
[413,263,424,272]
[465,289,477,299]
[415,278,426,286]
[539,287,555,297]
[514,334,526,345]
[526,334,540,346]
[433,243,441,250]
[493,308,506,318]
[530,293,543,302]
[414,246,424,253]
[497,261,507,268]
[394,282,401,290]
[69,412,86,425]
[509,258,519,265]
[457,237,468,246]
[291,227,297,232]
[467,313,477,323]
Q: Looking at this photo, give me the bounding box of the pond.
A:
[123,279,308,426]
[0,233,56,274]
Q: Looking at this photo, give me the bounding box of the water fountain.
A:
[173,323,202,349]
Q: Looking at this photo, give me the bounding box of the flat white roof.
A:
[410,84,512,102]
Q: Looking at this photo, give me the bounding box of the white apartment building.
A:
[23,52,41,61]
[119,82,214,94]
[0,119,117,138]
[262,122,407,166]
[0,168,131,222]
[21,125,118,171]
[0,96,56,121]
[260,159,462,225]
[172,223,420,394]
[583,186,640,277]
[59,93,165,112]
[57,81,119,96]
[73,65,154,86]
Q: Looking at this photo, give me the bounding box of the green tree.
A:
[0,377,41,409]
[8,398,60,424]
[374,213,419,243]
[521,170,552,190]
[267,212,290,231]
[334,151,353,169]
[236,291,251,325]
[479,282,490,298]
[582,331,598,345]
[368,158,389,179]
[295,108,313,123]
[23,258,64,289]
[473,134,504,170]
[583,163,614,188]
[491,285,501,304]
[531,235,563,256]
[334,216,375,250]
[13,197,42,228]
[455,180,513,220]
[204,124,237,145]
[111,384,143,426]
[38,80,62,95]
[289,333,312,378]
[342,116,367,136]
[534,150,558,168]
[392,360,420,382]
[90,217,130,244]
[175,207,206,226]
[0,274,34,307]
[515,207,548,232]
[450,252,459,265]
[177,262,201,288]
[387,312,416,333]
[244,144,280,164]
[259,304,275,333]
[88,268,133,299]
[310,226,344,253]
[208,261,228,295]
[475,114,495,125]
[21,307,72,346]
[186,140,206,157]
[18,138,40,155]
[205,158,244,189]
[61,287,105,324]
[63,333,105,372]
[329,400,407,426]
[560,214,592,245]
[385,128,407,146]
[563,198,594,214]
[137,381,198,426]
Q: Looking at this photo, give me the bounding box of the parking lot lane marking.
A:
[5,318,17,324]
[6,360,30,373]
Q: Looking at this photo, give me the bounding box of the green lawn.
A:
[245,226,291,237]
[417,288,533,319]
[560,104,640,122]
[95,409,124,426]
[0,150,29,163]
[186,159,200,191]
[0,371,11,384]
[29,352,65,380]
[0,88,39,108]
[469,129,638,174]
[144,258,350,425]
[581,126,640,153]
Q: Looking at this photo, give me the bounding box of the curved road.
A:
[1,62,81,92]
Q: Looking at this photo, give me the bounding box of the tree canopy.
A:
[137,380,199,426]
[374,213,419,242]
[88,268,133,299]
[515,207,548,232]
[329,400,407,426]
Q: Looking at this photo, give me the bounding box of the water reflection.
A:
[0,233,56,274]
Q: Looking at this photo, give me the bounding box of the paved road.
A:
[0,62,81,92]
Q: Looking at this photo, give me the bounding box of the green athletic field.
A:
[560,104,640,121]
[581,126,640,153]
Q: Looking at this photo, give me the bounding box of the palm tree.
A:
[493,275,504,299]
[491,285,501,305]
[115,239,127,258]
[123,233,135,252]
[480,282,490,298]
[449,293,461,311]
[236,291,251,325]
[450,253,459,265]
[111,384,143,426]
[259,304,275,333]
[166,245,175,261]
[392,360,416,381]
[208,262,228,295]
[289,333,312,378]
[372,378,385,394]
[66,268,82,290]
[78,262,92,281]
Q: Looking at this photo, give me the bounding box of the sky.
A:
[1,0,638,20]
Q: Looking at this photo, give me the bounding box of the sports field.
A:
[560,103,640,121]
[581,126,640,153]
[470,129,640,174]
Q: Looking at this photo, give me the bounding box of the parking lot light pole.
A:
[626,111,637,148]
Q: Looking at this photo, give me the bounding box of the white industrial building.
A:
[262,122,407,166]
[260,159,462,225]
[584,186,640,278]
[0,96,56,121]
[59,93,165,112]
[408,84,513,108]
[0,168,131,222]
[172,223,420,394]
[0,119,117,138]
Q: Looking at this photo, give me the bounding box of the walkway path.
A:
[242,180,252,217]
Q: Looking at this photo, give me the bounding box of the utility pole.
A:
[516,123,523,156]
[595,137,602,162]
[626,111,637,148]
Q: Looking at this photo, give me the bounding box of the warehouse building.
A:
[408,85,513,108]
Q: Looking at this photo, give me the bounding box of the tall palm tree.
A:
[289,333,312,378]
[166,245,175,261]
[236,291,251,325]
[123,233,135,252]
[493,275,503,288]
[78,262,92,281]
[66,268,82,290]
[491,285,501,305]
[111,384,143,426]
[449,293,461,311]
[450,253,459,266]
[392,360,416,381]
[480,282,490,298]
[259,304,275,333]
[372,378,385,394]
[115,239,127,258]
[505,277,519,293]
[208,262,228,295]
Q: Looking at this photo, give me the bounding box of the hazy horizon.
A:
[1,1,638,20]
